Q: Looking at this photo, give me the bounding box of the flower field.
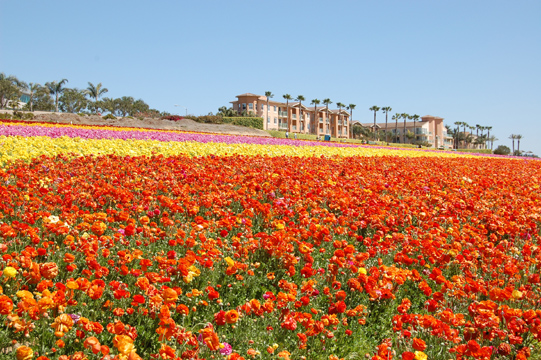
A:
[0,120,540,360]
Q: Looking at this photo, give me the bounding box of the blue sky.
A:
[1,1,540,154]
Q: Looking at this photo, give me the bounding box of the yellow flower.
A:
[414,351,427,360]
[3,267,17,279]
[358,267,367,275]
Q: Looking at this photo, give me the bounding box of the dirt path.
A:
[0,111,271,137]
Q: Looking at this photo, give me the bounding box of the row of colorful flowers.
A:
[0,120,540,360]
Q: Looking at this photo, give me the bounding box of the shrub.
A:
[78,113,86,117]
[102,114,117,120]
[493,145,510,155]
[223,117,263,130]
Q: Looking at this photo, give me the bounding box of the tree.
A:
[26,82,42,112]
[311,99,321,135]
[45,79,69,112]
[117,96,135,117]
[485,126,492,149]
[381,107,392,143]
[59,88,89,113]
[336,102,345,137]
[264,91,273,131]
[516,134,523,154]
[217,106,237,117]
[369,106,380,137]
[322,99,332,135]
[0,73,24,109]
[282,94,292,131]
[509,134,516,154]
[401,113,410,144]
[32,86,55,111]
[494,145,510,155]
[488,136,497,151]
[86,82,109,113]
[347,104,356,139]
[392,113,400,142]
[295,95,305,132]
[412,114,420,144]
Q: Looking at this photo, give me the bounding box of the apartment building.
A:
[230,93,350,138]
[355,115,454,149]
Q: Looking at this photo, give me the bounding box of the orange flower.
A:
[224,309,239,324]
[16,346,33,360]
[40,263,59,280]
[83,336,101,354]
[163,288,178,303]
[113,335,135,355]
[0,295,14,315]
[51,314,74,334]
[412,338,426,351]
[200,328,220,351]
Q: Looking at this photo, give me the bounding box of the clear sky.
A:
[1,1,540,155]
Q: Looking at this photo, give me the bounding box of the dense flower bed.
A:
[0,121,540,360]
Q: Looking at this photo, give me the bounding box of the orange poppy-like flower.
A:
[40,263,59,280]
[83,336,101,354]
[51,314,74,334]
[16,346,34,360]
[0,295,13,315]
[224,309,239,324]
[200,328,220,351]
[113,335,135,355]
[91,221,107,236]
[412,338,426,351]
[163,288,178,303]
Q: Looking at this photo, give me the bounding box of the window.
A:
[267,116,270,123]
[249,103,253,110]
[274,106,277,112]
[274,117,277,123]
[242,103,246,110]
[261,104,264,110]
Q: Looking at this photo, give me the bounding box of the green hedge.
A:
[222,117,263,130]
[455,149,492,154]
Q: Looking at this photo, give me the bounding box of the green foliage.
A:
[455,148,493,154]
[102,114,117,120]
[493,145,511,155]
[78,113,86,117]
[222,117,263,129]
[59,88,88,113]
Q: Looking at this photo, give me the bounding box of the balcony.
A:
[279,123,288,129]
[292,114,297,120]
[279,111,288,117]
[319,118,323,123]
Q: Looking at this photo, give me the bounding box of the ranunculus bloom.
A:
[163,288,178,303]
[3,266,17,279]
[113,335,135,355]
[51,314,74,334]
[16,346,34,360]
[201,328,220,351]
[224,309,239,324]
[83,336,101,354]
[412,338,426,351]
[40,263,59,280]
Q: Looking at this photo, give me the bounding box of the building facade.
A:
[230,93,350,138]
[355,115,454,148]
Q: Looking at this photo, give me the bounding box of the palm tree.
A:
[265,91,274,131]
[392,113,400,143]
[311,99,321,135]
[369,106,380,137]
[336,102,345,137]
[401,113,410,144]
[486,126,492,149]
[516,134,523,154]
[295,95,305,133]
[282,94,292,131]
[468,126,476,149]
[27,82,42,112]
[381,107,392,143]
[475,124,481,148]
[46,79,69,113]
[453,122,461,149]
[322,99,332,135]
[86,82,108,114]
[461,122,469,149]
[347,104,356,139]
[509,134,516,154]
[412,114,420,144]
[489,136,497,151]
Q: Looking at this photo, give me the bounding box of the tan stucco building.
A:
[231,93,350,138]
